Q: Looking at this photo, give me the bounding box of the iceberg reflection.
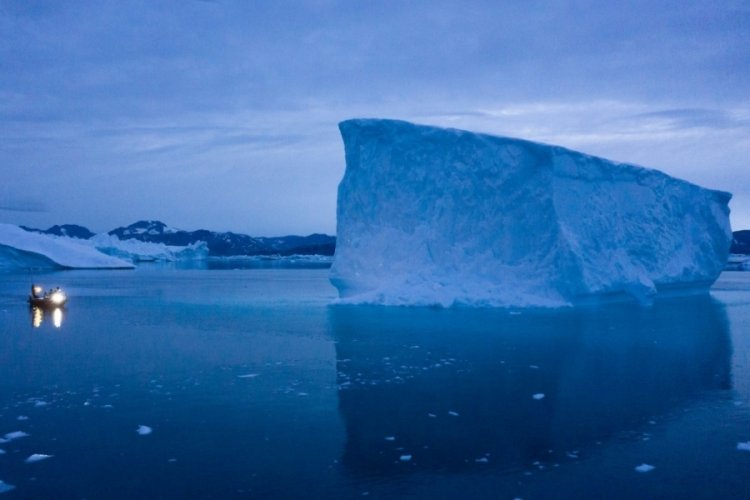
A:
[330,296,731,475]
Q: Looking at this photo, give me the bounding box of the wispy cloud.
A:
[0,200,48,213]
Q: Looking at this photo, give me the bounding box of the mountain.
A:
[731,230,750,254]
[20,220,336,257]
[20,224,95,240]
[107,220,335,257]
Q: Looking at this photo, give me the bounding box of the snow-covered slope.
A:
[0,224,134,270]
[330,119,732,307]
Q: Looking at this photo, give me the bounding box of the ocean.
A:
[1,267,749,498]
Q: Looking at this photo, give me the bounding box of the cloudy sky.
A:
[1,0,748,236]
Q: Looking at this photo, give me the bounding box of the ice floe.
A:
[25,453,53,463]
[137,425,153,435]
[532,393,545,400]
[0,480,15,494]
[737,441,750,451]
[3,431,29,441]
[635,463,655,473]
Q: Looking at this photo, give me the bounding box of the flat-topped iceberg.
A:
[0,223,134,270]
[330,119,732,307]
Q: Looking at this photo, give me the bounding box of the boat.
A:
[28,285,68,308]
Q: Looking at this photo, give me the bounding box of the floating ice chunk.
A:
[237,374,260,379]
[17,416,28,421]
[0,449,5,454]
[737,441,750,451]
[330,119,732,307]
[448,411,460,417]
[3,431,29,441]
[475,457,489,463]
[0,480,15,494]
[136,425,152,435]
[399,454,412,462]
[532,393,545,400]
[635,463,655,473]
[33,401,47,407]
[427,413,437,418]
[384,436,396,441]
[25,454,52,463]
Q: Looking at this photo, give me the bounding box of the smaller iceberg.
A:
[0,224,134,270]
[89,233,208,263]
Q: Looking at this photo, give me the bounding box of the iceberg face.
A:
[330,119,732,307]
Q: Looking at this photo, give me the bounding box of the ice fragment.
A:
[136,425,152,435]
[25,454,52,463]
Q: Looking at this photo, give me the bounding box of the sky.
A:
[1,0,749,236]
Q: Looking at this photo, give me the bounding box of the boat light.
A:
[50,291,66,305]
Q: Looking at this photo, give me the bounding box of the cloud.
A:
[623,108,750,131]
[1,1,749,233]
[0,200,48,213]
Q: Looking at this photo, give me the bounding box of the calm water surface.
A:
[0,268,749,499]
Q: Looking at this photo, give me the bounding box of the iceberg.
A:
[88,233,208,263]
[0,223,134,270]
[330,119,732,307]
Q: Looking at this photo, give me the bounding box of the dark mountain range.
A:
[732,230,750,255]
[23,221,746,257]
[22,220,336,257]
[21,224,95,240]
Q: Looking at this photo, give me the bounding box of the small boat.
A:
[28,285,68,308]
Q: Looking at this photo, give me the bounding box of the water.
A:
[1,268,749,498]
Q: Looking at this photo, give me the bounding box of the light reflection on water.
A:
[30,306,65,329]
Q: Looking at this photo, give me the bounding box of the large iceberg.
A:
[330,119,732,307]
[0,224,134,270]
